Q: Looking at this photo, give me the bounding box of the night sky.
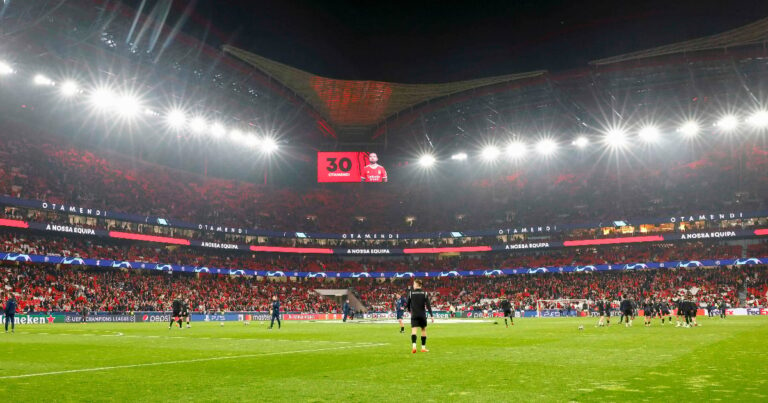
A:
[131,0,768,82]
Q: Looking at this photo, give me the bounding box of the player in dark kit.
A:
[642,298,655,327]
[657,300,672,325]
[500,296,513,328]
[395,294,407,333]
[675,297,685,327]
[406,280,434,353]
[181,299,191,328]
[269,296,281,329]
[4,294,17,333]
[687,295,699,327]
[719,300,728,319]
[619,297,634,327]
[169,298,183,329]
[342,299,351,323]
[596,299,610,327]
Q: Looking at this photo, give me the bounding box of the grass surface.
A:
[0,316,767,402]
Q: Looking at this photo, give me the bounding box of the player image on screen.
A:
[361,153,387,183]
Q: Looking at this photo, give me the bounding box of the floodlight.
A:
[418,154,436,167]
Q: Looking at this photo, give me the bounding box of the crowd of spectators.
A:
[1,265,334,314]
[3,264,766,314]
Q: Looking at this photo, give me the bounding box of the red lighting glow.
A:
[310,77,393,126]
[109,231,191,245]
[563,235,664,247]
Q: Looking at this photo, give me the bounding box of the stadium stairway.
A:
[314,289,367,313]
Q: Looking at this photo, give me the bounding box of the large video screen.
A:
[317,152,387,183]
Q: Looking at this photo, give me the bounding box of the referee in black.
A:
[406,279,434,353]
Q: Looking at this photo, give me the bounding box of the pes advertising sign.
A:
[317,152,384,183]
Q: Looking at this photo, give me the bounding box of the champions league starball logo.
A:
[528,268,548,274]
[194,267,210,273]
[394,272,415,278]
[439,271,460,277]
[575,266,596,272]
[623,263,648,270]
[307,272,327,278]
[61,257,85,265]
[734,258,762,265]
[228,269,245,276]
[267,271,286,277]
[155,264,173,272]
[677,261,703,268]
[351,272,372,278]
[483,270,503,276]
[5,253,31,262]
[111,261,132,269]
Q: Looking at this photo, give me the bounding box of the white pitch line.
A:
[0,343,388,380]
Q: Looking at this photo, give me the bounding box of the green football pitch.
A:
[1,316,767,402]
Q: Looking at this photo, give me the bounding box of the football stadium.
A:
[1,1,768,401]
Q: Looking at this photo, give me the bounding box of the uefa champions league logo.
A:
[228,269,245,276]
[111,261,132,269]
[527,268,548,274]
[307,272,327,278]
[438,271,460,277]
[482,270,503,276]
[267,271,286,277]
[351,272,372,278]
[734,258,762,265]
[394,272,415,278]
[677,261,703,268]
[155,264,173,272]
[575,266,596,272]
[194,267,210,273]
[5,253,31,262]
[623,263,648,270]
[61,257,85,265]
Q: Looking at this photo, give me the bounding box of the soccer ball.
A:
[578,325,584,331]
[220,322,224,327]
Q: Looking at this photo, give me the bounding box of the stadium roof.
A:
[224,45,545,132]
[590,16,768,66]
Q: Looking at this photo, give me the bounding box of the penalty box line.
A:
[0,342,389,380]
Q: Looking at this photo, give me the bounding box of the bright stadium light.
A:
[229,129,244,143]
[115,94,141,117]
[450,152,467,161]
[481,145,500,161]
[190,116,207,134]
[506,141,527,158]
[210,122,226,138]
[33,74,54,86]
[60,80,79,96]
[242,134,261,148]
[535,139,557,156]
[678,121,700,138]
[418,154,436,167]
[604,128,628,148]
[572,136,589,148]
[747,110,768,128]
[165,110,186,129]
[716,115,738,131]
[89,88,117,110]
[261,137,278,153]
[0,61,14,75]
[638,126,660,143]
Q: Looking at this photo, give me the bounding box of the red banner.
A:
[283,313,344,320]
[317,152,368,182]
